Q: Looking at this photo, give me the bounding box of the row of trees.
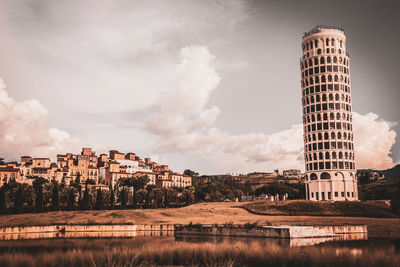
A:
[0,169,309,214]
[0,175,196,214]
[191,173,305,202]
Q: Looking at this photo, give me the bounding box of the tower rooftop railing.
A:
[303,25,345,38]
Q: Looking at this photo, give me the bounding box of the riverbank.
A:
[1,202,400,238]
[0,237,399,267]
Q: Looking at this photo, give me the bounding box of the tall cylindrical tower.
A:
[300,26,358,201]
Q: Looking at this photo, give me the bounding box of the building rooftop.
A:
[303,25,344,38]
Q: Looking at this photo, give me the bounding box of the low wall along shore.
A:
[0,224,175,240]
[175,224,368,239]
[0,223,367,241]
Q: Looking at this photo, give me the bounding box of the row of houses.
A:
[0,148,192,189]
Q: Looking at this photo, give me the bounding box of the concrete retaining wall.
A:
[0,224,368,240]
[175,224,367,239]
[314,225,367,234]
[0,224,175,240]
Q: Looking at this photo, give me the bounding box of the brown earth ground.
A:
[1,202,399,238]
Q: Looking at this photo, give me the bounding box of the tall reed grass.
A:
[0,237,398,267]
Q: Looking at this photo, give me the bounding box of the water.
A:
[0,234,398,256]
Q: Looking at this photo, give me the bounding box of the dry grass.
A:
[1,202,400,238]
[0,237,398,267]
[242,200,397,218]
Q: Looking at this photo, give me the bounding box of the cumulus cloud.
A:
[353,112,397,169]
[147,46,397,172]
[0,77,85,160]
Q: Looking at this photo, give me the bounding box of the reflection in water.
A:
[0,230,174,241]
[175,232,368,247]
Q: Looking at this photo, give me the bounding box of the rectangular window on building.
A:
[347,192,350,197]
[321,84,326,91]
[311,192,314,198]
[327,65,332,72]
[326,162,331,169]
[339,162,344,169]
[316,104,321,111]
[314,163,318,170]
[323,123,329,130]
[316,192,319,200]
[319,162,324,170]
[314,67,319,74]
[334,84,339,91]
[324,142,330,149]
[315,85,320,92]
[321,66,326,73]
[328,192,331,199]
[309,68,313,75]
[341,192,345,197]
[333,66,338,72]
[338,142,343,149]
[328,84,333,90]
[331,142,336,149]
[352,192,354,197]
[318,142,323,149]
[322,192,325,200]
[335,192,338,197]
[332,161,338,169]
[317,123,322,130]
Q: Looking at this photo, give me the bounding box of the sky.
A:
[0,0,399,174]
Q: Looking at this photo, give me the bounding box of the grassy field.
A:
[242,200,397,218]
[0,237,398,267]
[1,201,400,238]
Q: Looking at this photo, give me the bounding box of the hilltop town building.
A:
[300,26,358,201]
[0,147,192,190]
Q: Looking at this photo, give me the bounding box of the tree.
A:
[181,189,195,205]
[80,184,91,210]
[144,186,155,209]
[109,186,115,209]
[95,188,104,210]
[75,172,81,185]
[51,182,60,211]
[119,175,149,207]
[0,186,6,213]
[14,184,24,213]
[67,187,76,211]
[152,188,163,208]
[132,188,138,208]
[33,178,47,212]
[86,179,96,185]
[136,189,147,207]
[119,187,127,209]
[61,176,66,188]
[183,169,199,177]
[244,181,252,196]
